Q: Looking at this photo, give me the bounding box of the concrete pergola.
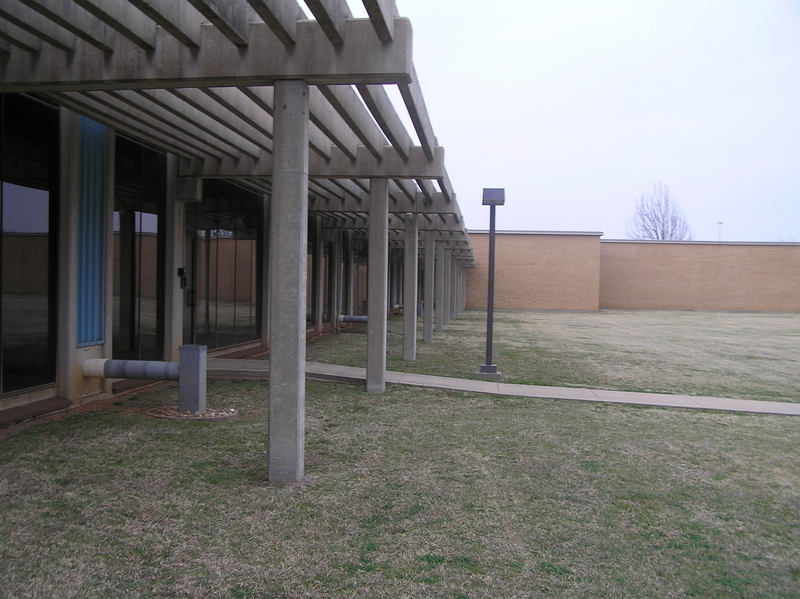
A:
[0,0,476,482]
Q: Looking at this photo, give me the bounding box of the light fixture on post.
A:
[478,188,504,380]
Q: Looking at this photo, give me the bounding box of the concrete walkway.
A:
[207,359,800,417]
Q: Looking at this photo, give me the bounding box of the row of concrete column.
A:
[254,81,470,483]
[57,80,469,486]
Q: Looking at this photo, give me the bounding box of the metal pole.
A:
[485,204,497,368]
[479,187,504,378]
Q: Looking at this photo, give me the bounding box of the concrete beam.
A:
[0,2,75,52]
[317,84,387,160]
[169,87,274,153]
[186,144,447,180]
[398,65,436,160]
[304,0,352,45]
[0,19,414,92]
[108,89,248,157]
[308,87,360,161]
[46,91,222,160]
[186,0,253,47]
[0,19,44,53]
[128,0,203,48]
[245,0,302,46]
[18,0,115,52]
[308,190,461,216]
[74,0,157,51]
[362,0,397,42]
[310,145,445,179]
[357,84,411,161]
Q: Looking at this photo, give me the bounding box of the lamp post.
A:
[717,221,723,242]
[479,188,504,379]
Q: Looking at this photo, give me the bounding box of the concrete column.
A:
[330,229,342,331]
[443,249,452,326]
[163,153,184,362]
[450,257,458,321]
[403,214,418,360]
[423,230,435,342]
[343,230,354,316]
[260,193,270,347]
[435,241,445,333]
[56,109,87,402]
[366,179,389,393]
[313,220,324,334]
[268,80,309,484]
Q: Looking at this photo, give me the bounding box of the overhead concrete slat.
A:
[309,87,360,161]
[393,178,417,201]
[244,0,302,46]
[127,0,204,48]
[0,2,74,52]
[317,85,388,161]
[203,86,333,159]
[309,179,348,203]
[304,0,352,45]
[328,179,368,201]
[170,87,273,154]
[0,38,10,54]
[73,0,157,50]
[17,0,114,53]
[436,165,455,203]
[108,89,255,159]
[356,83,411,161]
[362,0,396,42]
[46,91,217,160]
[398,65,436,160]
[186,0,253,47]
[0,18,44,53]
[416,178,436,202]
[204,87,273,137]
[0,19,414,93]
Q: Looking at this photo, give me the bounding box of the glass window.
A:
[1,94,59,394]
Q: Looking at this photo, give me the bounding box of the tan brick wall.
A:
[466,233,601,310]
[599,241,800,311]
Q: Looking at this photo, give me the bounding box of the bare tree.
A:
[626,182,693,240]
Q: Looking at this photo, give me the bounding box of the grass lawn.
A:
[1,309,799,597]
[307,309,800,402]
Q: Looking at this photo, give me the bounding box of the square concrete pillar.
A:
[450,257,458,321]
[442,249,452,326]
[268,80,309,483]
[330,229,343,331]
[260,193,271,347]
[403,214,418,360]
[367,179,389,393]
[312,219,324,334]
[423,230,435,342]
[435,241,445,333]
[163,153,185,362]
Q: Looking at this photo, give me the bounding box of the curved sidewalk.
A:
[208,359,800,417]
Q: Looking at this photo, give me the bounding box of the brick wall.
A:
[599,241,800,311]
[466,232,601,310]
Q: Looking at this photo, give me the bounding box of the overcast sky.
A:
[353,0,800,241]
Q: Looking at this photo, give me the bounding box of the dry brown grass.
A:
[308,309,800,402]
[1,379,799,598]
